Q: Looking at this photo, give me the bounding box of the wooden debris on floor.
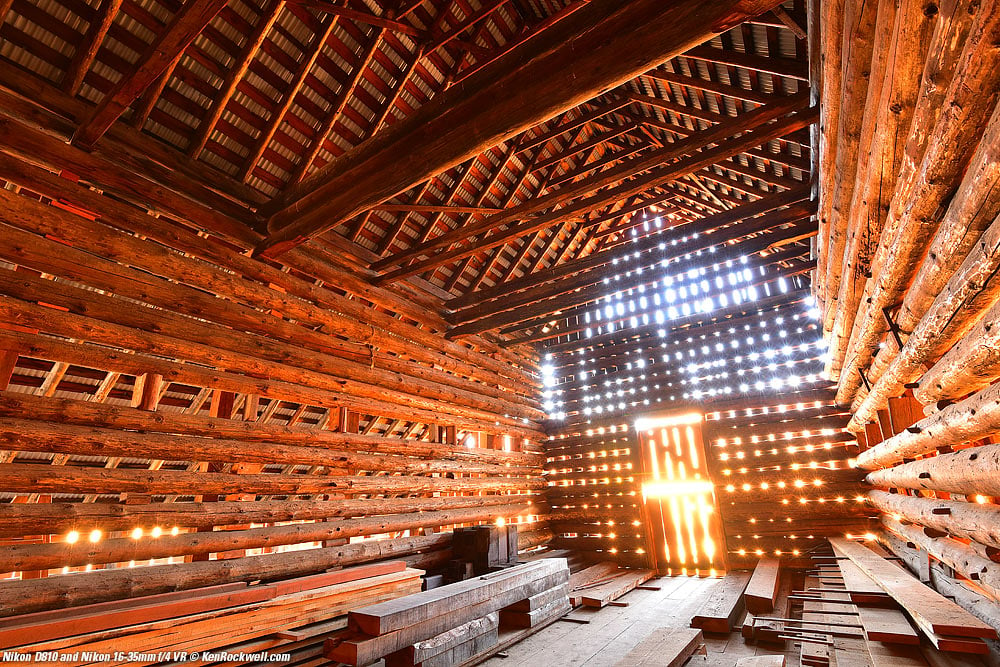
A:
[691,571,752,633]
[326,558,570,666]
[750,569,795,646]
[831,538,995,654]
[0,561,423,666]
[577,568,656,609]
[614,626,704,667]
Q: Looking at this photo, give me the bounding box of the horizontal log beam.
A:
[0,417,535,476]
[868,491,1000,552]
[866,443,1000,497]
[0,505,530,572]
[854,382,1000,470]
[0,392,542,466]
[0,495,536,539]
[0,463,543,497]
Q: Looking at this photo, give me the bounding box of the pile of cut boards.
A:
[0,561,422,667]
[773,539,994,666]
[325,558,571,666]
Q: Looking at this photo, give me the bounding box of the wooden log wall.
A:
[813,0,1000,635]
[0,131,549,611]
[541,223,872,568]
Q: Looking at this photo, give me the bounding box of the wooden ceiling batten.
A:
[256,0,790,258]
[72,0,232,149]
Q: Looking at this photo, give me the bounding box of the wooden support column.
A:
[0,345,18,391]
[131,372,163,411]
[256,0,789,257]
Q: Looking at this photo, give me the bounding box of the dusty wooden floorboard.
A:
[483,575,798,666]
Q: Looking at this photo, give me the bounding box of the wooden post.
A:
[0,346,18,391]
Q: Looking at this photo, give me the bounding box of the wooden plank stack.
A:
[450,524,520,579]
[831,538,996,654]
[326,558,570,666]
[0,561,423,667]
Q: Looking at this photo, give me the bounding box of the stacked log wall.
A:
[813,0,1000,635]
[0,152,548,614]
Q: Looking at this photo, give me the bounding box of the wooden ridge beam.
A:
[255,0,790,258]
[73,0,230,148]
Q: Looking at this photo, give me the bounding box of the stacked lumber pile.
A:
[790,540,991,667]
[448,524,519,580]
[0,561,422,667]
[831,538,995,654]
[326,558,570,666]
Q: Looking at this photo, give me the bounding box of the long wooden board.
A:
[385,612,499,666]
[830,538,997,641]
[614,627,703,667]
[856,606,919,645]
[691,571,752,633]
[744,557,781,614]
[579,569,655,608]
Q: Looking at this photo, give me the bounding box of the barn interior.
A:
[0,0,998,665]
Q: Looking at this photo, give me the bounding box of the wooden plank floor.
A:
[484,575,799,666]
